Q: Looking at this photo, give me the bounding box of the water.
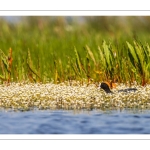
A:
[0,108,150,134]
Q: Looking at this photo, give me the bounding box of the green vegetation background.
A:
[0,16,150,85]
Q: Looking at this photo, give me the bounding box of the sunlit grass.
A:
[0,17,150,85]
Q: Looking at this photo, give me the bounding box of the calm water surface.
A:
[0,108,150,134]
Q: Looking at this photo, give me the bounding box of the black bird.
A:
[99,82,137,94]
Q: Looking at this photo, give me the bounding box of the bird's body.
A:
[118,88,137,93]
[99,82,137,93]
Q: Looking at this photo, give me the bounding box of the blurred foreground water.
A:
[0,108,150,134]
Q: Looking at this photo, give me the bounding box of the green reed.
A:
[0,17,150,85]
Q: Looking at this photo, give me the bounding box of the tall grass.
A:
[0,17,150,85]
[127,41,150,85]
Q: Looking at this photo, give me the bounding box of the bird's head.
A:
[99,82,113,93]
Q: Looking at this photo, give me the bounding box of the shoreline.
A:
[0,82,150,111]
